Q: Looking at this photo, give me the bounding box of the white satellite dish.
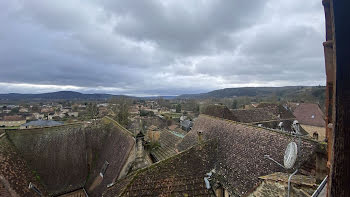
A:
[284,142,298,169]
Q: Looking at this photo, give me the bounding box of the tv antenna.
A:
[264,141,299,197]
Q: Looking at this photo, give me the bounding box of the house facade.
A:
[0,115,26,127]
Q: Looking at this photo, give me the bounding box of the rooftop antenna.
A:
[264,140,299,197]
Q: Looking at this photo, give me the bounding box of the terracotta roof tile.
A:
[6,118,135,196]
[149,129,183,161]
[231,105,295,123]
[0,134,48,196]
[106,115,317,196]
[293,103,325,127]
[85,118,135,196]
[104,141,218,196]
[3,115,25,121]
[202,105,238,121]
[177,115,317,196]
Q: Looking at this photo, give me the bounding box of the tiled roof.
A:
[105,115,317,197]
[168,124,178,130]
[59,188,87,197]
[7,125,88,195]
[0,134,47,196]
[3,115,25,121]
[231,108,277,123]
[231,105,295,123]
[176,115,317,196]
[85,118,135,196]
[150,129,183,161]
[201,104,238,121]
[256,103,279,108]
[104,141,218,197]
[6,118,135,196]
[293,103,325,127]
[0,181,11,197]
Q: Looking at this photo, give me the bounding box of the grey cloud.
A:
[101,0,265,55]
[0,0,325,96]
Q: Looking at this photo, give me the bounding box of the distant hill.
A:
[0,86,325,104]
[177,86,325,105]
[0,91,176,102]
[0,91,116,101]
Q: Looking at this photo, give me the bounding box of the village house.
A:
[41,107,54,113]
[128,105,140,115]
[67,111,79,117]
[2,109,11,113]
[0,115,26,127]
[32,112,45,120]
[60,107,71,114]
[19,107,29,113]
[292,103,326,141]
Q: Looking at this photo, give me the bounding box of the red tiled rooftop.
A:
[293,103,325,127]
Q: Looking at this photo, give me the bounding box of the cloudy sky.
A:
[1,0,325,96]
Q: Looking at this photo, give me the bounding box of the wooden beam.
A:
[329,0,350,196]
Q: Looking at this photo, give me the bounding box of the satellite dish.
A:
[284,142,298,169]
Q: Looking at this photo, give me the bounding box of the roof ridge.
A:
[248,118,296,124]
[231,107,267,111]
[199,114,319,143]
[103,116,135,137]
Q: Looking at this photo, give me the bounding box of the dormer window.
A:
[100,161,109,177]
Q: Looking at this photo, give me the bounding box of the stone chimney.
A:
[132,130,148,170]
[136,131,145,158]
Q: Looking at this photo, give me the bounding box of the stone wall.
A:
[301,124,325,141]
